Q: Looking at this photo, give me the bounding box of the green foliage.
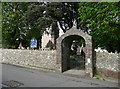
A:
[23,2,79,33]
[23,2,79,48]
[74,39,85,47]
[95,77,100,80]
[2,2,30,48]
[78,2,120,52]
[0,2,2,48]
[2,2,79,48]
[3,2,120,52]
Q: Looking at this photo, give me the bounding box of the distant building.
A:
[41,25,64,49]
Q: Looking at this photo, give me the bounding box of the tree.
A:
[0,2,2,48]
[2,2,30,48]
[78,2,120,52]
[2,2,80,48]
[22,2,53,48]
[23,2,80,48]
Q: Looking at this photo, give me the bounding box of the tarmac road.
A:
[2,63,119,88]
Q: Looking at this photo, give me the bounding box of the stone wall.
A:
[2,49,59,71]
[96,52,120,79]
[1,49,120,78]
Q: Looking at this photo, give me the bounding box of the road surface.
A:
[2,64,118,88]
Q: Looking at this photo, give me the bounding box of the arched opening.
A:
[56,27,93,77]
[61,35,86,73]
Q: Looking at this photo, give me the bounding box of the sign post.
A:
[30,37,37,49]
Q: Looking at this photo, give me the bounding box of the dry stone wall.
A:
[2,49,58,71]
[96,52,119,79]
[1,49,119,78]
[96,52,119,72]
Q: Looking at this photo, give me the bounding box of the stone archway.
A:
[56,27,93,77]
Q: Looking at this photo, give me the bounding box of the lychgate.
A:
[56,27,94,77]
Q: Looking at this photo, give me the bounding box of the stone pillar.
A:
[85,40,93,77]
[56,39,62,72]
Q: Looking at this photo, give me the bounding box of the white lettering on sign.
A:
[87,58,91,63]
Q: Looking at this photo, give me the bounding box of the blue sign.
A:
[30,37,37,48]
